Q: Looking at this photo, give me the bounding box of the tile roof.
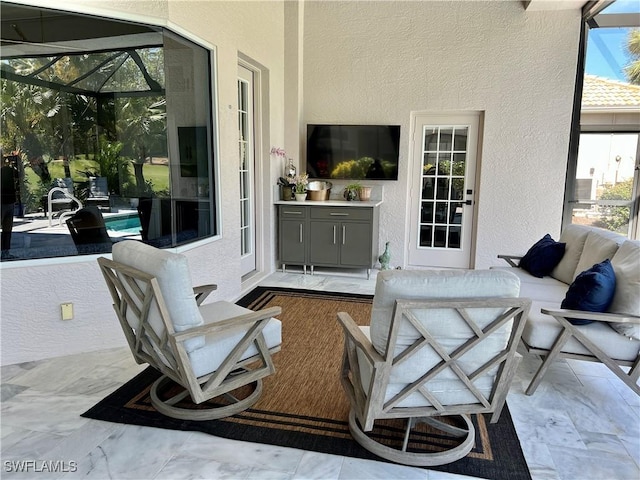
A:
[582,74,640,108]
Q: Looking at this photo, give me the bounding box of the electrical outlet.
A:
[61,303,74,320]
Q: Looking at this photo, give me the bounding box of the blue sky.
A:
[585,0,638,82]
[586,28,632,82]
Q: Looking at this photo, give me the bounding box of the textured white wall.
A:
[301,0,581,269]
[0,0,285,365]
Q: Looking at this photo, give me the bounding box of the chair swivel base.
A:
[348,410,475,466]
[150,374,263,421]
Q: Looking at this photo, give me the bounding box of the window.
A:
[564,0,640,239]
[0,3,217,261]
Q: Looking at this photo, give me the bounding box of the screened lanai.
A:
[0,2,217,261]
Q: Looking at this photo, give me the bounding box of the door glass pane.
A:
[454,128,468,151]
[434,226,447,247]
[435,202,448,223]
[436,178,449,200]
[419,225,433,247]
[421,201,434,223]
[449,226,461,248]
[571,133,637,235]
[422,178,435,199]
[424,129,438,150]
[439,128,453,150]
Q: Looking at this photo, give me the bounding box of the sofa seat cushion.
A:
[522,301,640,362]
[561,259,616,325]
[551,225,590,284]
[112,240,205,353]
[499,267,568,303]
[608,240,640,340]
[492,266,564,287]
[188,301,282,378]
[519,234,566,278]
[573,229,624,281]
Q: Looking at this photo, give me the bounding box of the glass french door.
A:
[238,65,256,275]
[408,113,480,269]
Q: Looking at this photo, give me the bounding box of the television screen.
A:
[306,124,400,180]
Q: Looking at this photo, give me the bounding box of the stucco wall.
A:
[0,0,285,365]
[301,0,581,269]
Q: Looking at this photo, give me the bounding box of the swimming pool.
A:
[104,213,141,235]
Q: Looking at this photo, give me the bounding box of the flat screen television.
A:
[306,124,400,180]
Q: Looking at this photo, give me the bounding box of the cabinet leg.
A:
[367,268,371,280]
[282,264,286,273]
[303,265,307,275]
[311,265,315,275]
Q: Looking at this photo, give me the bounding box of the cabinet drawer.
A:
[279,205,307,218]
[310,207,372,221]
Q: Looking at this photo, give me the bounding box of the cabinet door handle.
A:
[342,225,346,245]
[330,212,349,216]
[284,210,302,215]
[299,224,303,243]
[333,225,336,244]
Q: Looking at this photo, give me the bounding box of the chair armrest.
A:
[172,306,282,343]
[193,284,217,305]
[337,312,385,365]
[497,254,522,267]
[542,308,640,325]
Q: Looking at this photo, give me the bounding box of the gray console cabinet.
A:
[278,203,380,277]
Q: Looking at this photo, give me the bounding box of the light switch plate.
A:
[61,303,74,320]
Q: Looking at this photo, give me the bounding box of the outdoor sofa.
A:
[495,224,640,395]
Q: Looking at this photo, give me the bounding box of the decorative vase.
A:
[378,241,391,270]
[295,193,307,201]
[344,189,358,201]
[280,185,294,201]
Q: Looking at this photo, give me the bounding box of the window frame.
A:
[563,1,640,239]
[0,2,222,265]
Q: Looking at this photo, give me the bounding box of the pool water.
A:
[104,214,141,234]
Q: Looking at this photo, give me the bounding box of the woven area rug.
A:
[82,286,530,480]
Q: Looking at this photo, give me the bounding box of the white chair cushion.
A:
[112,240,205,352]
[369,270,520,403]
[573,229,624,281]
[188,301,282,378]
[357,327,496,408]
[370,269,521,354]
[522,300,640,361]
[608,240,640,340]
[551,225,589,284]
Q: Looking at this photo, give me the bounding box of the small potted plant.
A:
[343,181,362,201]
[293,173,309,201]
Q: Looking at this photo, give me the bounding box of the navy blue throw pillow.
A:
[519,234,566,278]
[561,259,617,325]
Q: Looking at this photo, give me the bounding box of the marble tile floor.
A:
[1,270,639,480]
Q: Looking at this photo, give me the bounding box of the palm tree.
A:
[624,28,640,85]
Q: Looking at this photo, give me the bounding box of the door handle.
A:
[342,225,346,245]
[465,200,474,205]
[333,225,336,244]
[299,224,303,243]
